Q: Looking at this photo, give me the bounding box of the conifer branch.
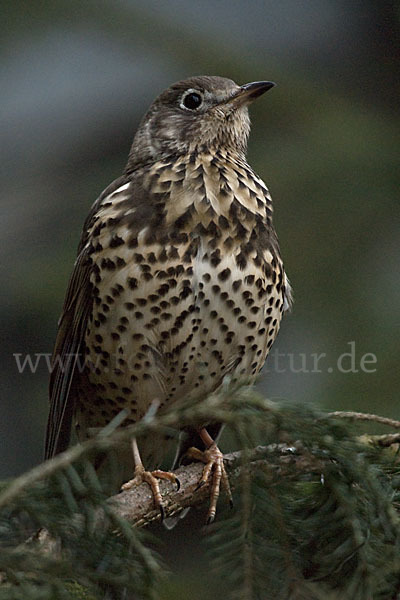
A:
[102,443,321,528]
[326,410,400,429]
[3,393,400,599]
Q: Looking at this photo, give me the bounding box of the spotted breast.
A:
[74,147,290,464]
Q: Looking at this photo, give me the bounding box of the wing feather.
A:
[44,176,129,459]
[44,246,93,459]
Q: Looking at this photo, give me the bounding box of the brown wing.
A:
[45,176,129,459]
[44,245,93,459]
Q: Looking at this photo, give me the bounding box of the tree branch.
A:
[24,443,321,559]
[326,411,400,429]
[103,443,321,528]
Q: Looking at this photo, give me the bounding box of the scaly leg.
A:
[186,428,233,524]
[121,437,180,520]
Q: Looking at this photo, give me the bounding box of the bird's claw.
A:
[186,442,233,524]
[121,466,179,521]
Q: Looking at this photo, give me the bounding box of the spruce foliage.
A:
[1,387,400,599]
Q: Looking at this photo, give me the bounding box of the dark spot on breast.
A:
[158,248,168,262]
[168,246,179,260]
[232,279,242,292]
[236,253,247,269]
[218,215,230,229]
[210,249,221,267]
[158,283,171,296]
[223,236,234,250]
[101,258,116,270]
[180,286,191,300]
[218,268,231,282]
[110,235,124,248]
[236,222,247,240]
[245,274,255,285]
[127,277,138,290]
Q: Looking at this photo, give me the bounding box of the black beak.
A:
[241,81,275,99]
[229,81,276,106]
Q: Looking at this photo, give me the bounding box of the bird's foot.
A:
[121,465,180,521]
[186,442,233,524]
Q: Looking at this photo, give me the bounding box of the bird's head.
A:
[126,75,275,171]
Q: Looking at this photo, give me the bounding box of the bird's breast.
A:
[75,153,286,438]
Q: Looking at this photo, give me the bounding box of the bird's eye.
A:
[181,91,203,111]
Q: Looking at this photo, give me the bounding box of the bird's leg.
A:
[121,437,180,520]
[186,428,233,524]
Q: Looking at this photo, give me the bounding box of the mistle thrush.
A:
[45,76,292,522]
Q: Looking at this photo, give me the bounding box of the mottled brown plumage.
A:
[45,76,292,521]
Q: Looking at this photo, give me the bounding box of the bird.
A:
[45,75,292,523]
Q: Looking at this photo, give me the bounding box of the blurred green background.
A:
[1,1,399,596]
